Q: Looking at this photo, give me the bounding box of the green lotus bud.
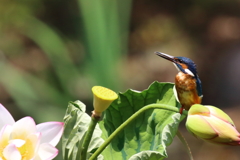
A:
[186,104,240,145]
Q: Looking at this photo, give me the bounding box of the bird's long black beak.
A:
[155,52,175,63]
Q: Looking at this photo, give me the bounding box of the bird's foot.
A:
[179,107,183,114]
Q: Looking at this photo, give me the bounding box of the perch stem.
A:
[177,130,194,160]
[81,117,99,160]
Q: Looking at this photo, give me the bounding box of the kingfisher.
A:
[155,52,203,113]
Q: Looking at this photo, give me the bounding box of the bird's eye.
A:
[178,59,183,63]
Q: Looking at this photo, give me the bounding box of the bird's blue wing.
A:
[196,75,203,97]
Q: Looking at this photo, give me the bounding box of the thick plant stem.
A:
[89,104,187,160]
[81,117,98,160]
[177,130,194,160]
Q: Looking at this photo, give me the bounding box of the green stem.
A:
[81,117,98,160]
[89,104,187,160]
[177,130,194,160]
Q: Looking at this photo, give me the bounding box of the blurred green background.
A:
[1,0,240,159]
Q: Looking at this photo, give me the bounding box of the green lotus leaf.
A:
[99,81,184,160]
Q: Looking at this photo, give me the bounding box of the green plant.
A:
[62,82,189,160]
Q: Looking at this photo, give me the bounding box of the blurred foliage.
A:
[0,0,132,123]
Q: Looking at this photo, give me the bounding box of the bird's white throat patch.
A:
[184,69,194,77]
[173,63,180,72]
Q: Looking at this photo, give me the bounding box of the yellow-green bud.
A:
[186,104,240,145]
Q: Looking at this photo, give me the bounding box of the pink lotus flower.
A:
[0,104,64,160]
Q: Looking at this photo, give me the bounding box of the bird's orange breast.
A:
[175,72,202,110]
